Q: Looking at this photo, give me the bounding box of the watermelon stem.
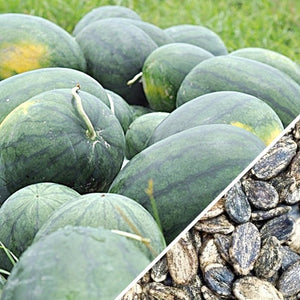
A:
[127,72,143,86]
[72,84,97,140]
[111,229,151,244]
[115,205,158,257]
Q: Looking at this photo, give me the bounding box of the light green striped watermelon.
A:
[34,193,166,260]
[0,182,80,272]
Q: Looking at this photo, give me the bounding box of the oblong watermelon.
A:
[164,24,228,55]
[176,55,300,127]
[0,13,86,80]
[0,88,125,195]
[230,47,300,84]
[109,124,265,243]
[1,226,151,300]
[0,67,110,124]
[149,91,284,146]
[0,182,80,272]
[142,42,214,112]
[75,18,157,105]
[125,112,169,159]
[34,193,166,260]
[73,5,142,35]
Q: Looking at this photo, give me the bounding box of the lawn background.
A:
[0,0,299,63]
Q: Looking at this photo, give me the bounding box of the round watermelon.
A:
[0,88,125,195]
[0,182,80,272]
[34,192,166,260]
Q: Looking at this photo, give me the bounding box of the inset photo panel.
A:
[118,114,300,300]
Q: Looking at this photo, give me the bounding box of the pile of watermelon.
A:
[0,5,299,299]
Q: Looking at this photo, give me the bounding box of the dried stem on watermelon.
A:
[71,84,97,141]
[114,205,158,257]
[0,241,18,276]
[127,72,143,86]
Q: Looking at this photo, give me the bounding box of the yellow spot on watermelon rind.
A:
[0,42,49,79]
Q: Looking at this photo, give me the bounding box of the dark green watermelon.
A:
[75,18,158,105]
[73,5,142,35]
[164,24,228,55]
[109,124,265,243]
[1,226,151,300]
[0,182,80,272]
[0,88,125,195]
[0,67,110,124]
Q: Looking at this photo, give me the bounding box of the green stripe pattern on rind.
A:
[176,56,300,127]
[1,226,151,300]
[149,91,283,146]
[0,89,125,195]
[34,192,166,260]
[0,67,110,125]
[0,182,80,272]
[75,18,158,106]
[109,124,265,243]
[229,47,300,85]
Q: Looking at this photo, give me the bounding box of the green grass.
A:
[0,0,299,63]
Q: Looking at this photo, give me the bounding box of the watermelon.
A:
[75,18,157,105]
[73,5,142,35]
[1,226,151,300]
[149,91,284,146]
[142,43,214,112]
[164,24,228,55]
[0,67,110,125]
[0,88,125,195]
[0,13,86,80]
[176,56,300,127]
[130,105,154,121]
[109,124,265,243]
[34,192,166,260]
[105,89,134,133]
[125,112,169,159]
[230,47,300,84]
[0,182,80,272]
